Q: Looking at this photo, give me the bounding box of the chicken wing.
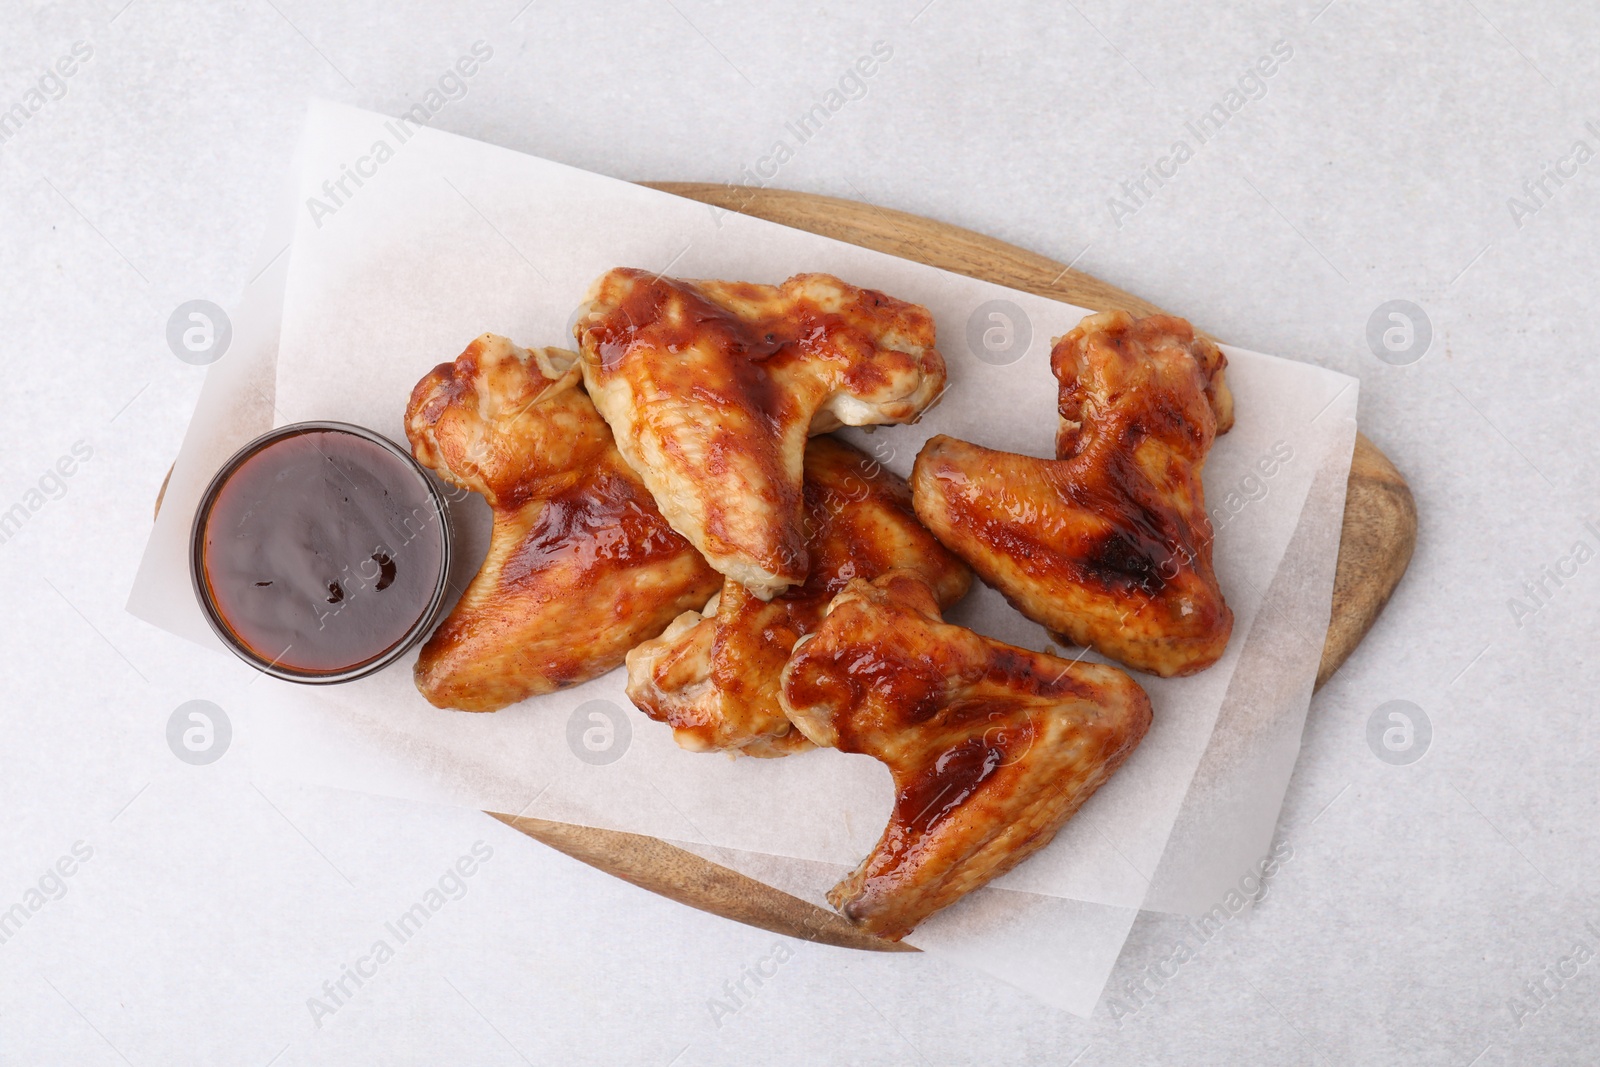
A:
[912,311,1234,677]
[575,268,947,599]
[405,334,721,711]
[779,570,1152,940]
[626,435,971,757]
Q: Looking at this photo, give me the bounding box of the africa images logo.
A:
[306,841,494,1028]
[1505,519,1600,630]
[1106,40,1294,228]
[303,41,494,229]
[0,41,93,148]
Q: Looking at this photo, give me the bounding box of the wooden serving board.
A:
[162,184,1415,952]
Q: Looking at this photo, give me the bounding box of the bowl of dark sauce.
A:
[190,422,452,683]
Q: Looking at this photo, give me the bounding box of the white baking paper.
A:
[127,99,1360,1017]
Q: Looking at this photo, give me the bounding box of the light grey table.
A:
[1,1,1595,1063]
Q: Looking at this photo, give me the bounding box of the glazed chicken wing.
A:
[625,435,971,757]
[779,571,1152,940]
[575,268,947,599]
[405,334,720,711]
[912,311,1234,677]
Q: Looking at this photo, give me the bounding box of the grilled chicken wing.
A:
[575,269,947,599]
[626,435,971,757]
[405,334,721,711]
[912,311,1234,677]
[779,571,1152,940]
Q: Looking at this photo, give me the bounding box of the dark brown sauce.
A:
[200,429,445,674]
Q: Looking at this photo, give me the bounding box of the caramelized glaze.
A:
[779,571,1152,940]
[626,434,971,757]
[912,311,1234,677]
[405,334,720,712]
[576,268,946,598]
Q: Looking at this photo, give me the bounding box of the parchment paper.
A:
[127,100,1359,1017]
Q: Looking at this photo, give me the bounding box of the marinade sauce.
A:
[193,424,450,681]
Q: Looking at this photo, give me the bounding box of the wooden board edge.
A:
[486,812,915,953]
[642,181,1167,319]
[1317,432,1417,688]
[154,462,172,522]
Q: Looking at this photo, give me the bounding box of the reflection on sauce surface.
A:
[199,429,445,674]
